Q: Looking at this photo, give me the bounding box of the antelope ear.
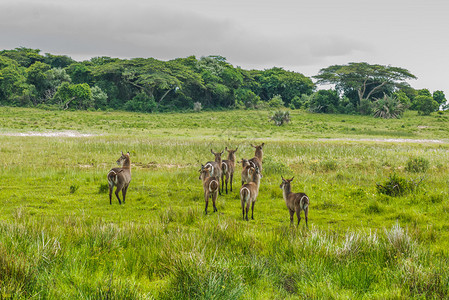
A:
[235,146,238,151]
[289,177,295,182]
[261,143,265,147]
[127,151,130,155]
[281,175,285,181]
[225,147,228,151]
[121,151,124,155]
[251,144,255,148]
[211,149,215,154]
[220,150,224,155]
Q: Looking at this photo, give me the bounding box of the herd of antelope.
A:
[107,143,310,227]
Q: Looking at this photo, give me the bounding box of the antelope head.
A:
[116,151,130,165]
[211,149,224,161]
[199,164,212,180]
[240,158,250,168]
[225,146,238,160]
[280,176,294,189]
[251,143,265,151]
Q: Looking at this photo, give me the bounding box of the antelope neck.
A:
[282,184,291,195]
[122,159,131,169]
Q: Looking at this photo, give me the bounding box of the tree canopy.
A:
[314,62,417,111]
[0,48,444,117]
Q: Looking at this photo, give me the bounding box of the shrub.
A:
[405,157,430,173]
[91,86,108,109]
[70,184,79,194]
[235,88,260,109]
[373,95,405,119]
[268,94,284,108]
[320,159,338,171]
[376,173,421,197]
[290,95,302,109]
[124,92,156,113]
[269,110,290,126]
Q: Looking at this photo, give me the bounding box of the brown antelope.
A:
[280,176,309,227]
[240,166,262,221]
[107,152,131,205]
[249,143,264,172]
[221,147,238,194]
[199,165,219,214]
[204,149,223,194]
[240,158,253,185]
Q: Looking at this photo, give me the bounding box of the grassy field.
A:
[1,107,449,299]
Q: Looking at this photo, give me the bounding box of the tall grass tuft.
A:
[405,157,430,173]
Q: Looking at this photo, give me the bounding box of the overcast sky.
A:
[1,0,448,96]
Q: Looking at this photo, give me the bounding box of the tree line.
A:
[0,47,446,117]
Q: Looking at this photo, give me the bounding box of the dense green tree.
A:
[393,90,411,108]
[91,86,108,109]
[308,89,340,113]
[0,47,44,67]
[26,61,52,103]
[43,53,75,68]
[66,63,93,85]
[0,56,33,105]
[314,63,416,112]
[417,89,432,97]
[124,92,156,113]
[413,95,439,115]
[257,67,314,104]
[52,82,92,110]
[195,56,238,107]
[432,90,446,106]
[235,88,260,109]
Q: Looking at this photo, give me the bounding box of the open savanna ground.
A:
[1,107,449,299]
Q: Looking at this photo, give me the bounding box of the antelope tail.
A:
[300,195,309,210]
[107,170,120,186]
[205,163,215,177]
[222,162,228,174]
[209,179,219,193]
[240,187,250,204]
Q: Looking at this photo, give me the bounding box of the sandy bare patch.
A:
[78,164,94,168]
[0,131,97,137]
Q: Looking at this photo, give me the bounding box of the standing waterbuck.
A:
[107,151,131,205]
[240,158,253,186]
[249,143,264,172]
[221,147,238,194]
[240,166,262,221]
[199,165,219,214]
[204,149,223,194]
[280,176,309,227]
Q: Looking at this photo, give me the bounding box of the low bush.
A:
[269,110,290,126]
[405,157,430,173]
[376,173,422,197]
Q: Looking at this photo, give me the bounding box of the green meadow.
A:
[1,107,449,299]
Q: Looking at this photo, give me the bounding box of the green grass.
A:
[1,107,449,298]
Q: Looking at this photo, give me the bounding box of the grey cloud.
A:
[0,1,368,67]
